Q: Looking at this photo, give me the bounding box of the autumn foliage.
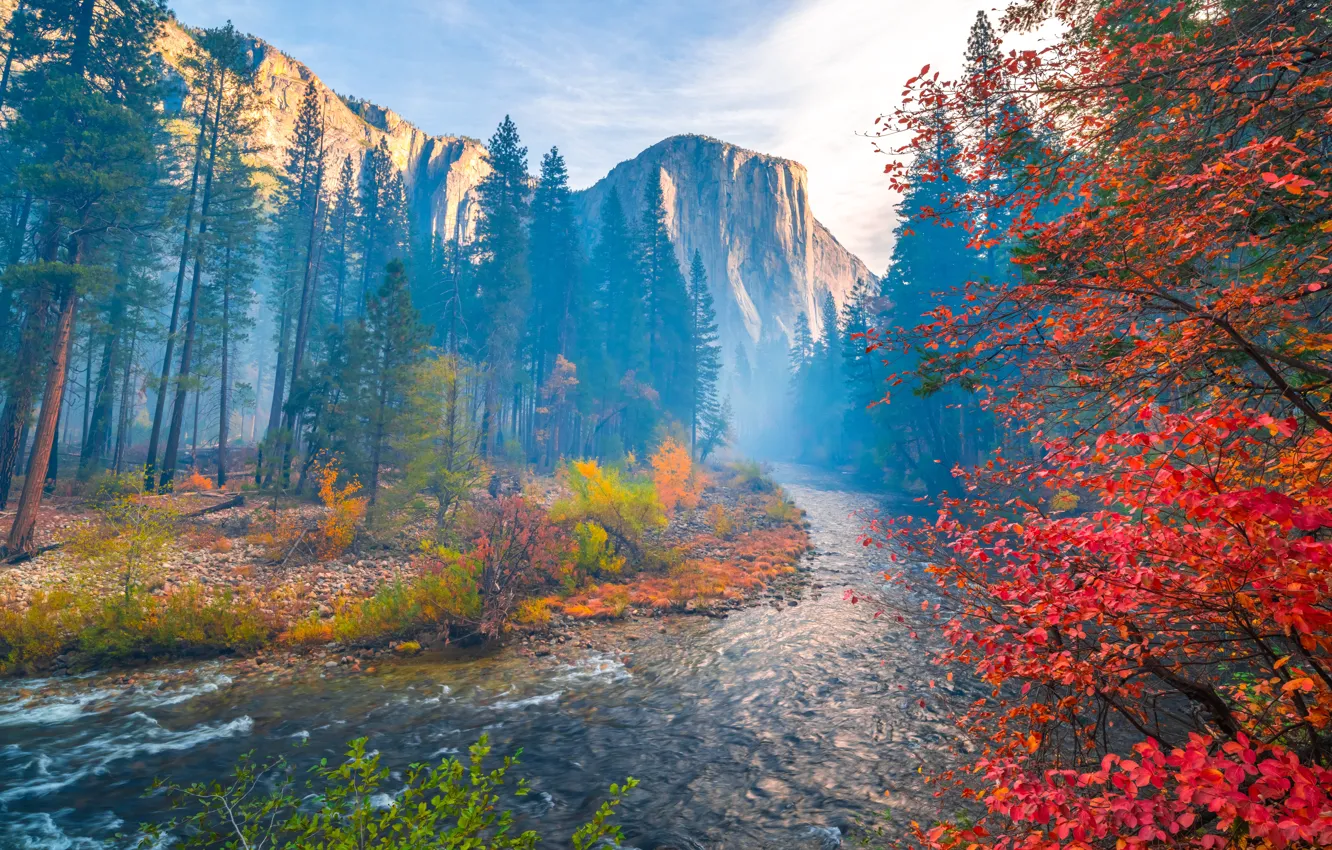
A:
[313,460,366,560]
[549,525,805,619]
[868,1,1332,848]
[650,438,706,514]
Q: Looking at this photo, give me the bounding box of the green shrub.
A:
[141,735,638,850]
[763,488,803,525]
[572,521,624,582]
[329,561,483,646]
[726,459,776,493]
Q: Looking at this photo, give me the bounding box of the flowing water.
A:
[0,466,976,849]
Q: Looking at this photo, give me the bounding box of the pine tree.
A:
[528,147,582,463]
[697,396,732,462]
[529,147,580,392]
[159,23,260,492]
[343,259,428,521]
[638,169,691,421]
[3,0,166,556]
[143,22,223,492]
[789,312,814,377]
[356,138,393,318]
[687,251,721,454]
[207,145,261,486]
[327,154,357,325]
[473,115,530,455]
[595,187,644,382]
[256,78,327,488]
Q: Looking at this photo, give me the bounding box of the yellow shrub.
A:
[573,521,624,578]
[707,503,735,540]
[551,460,664,565]
[764,489,803,525]
[283,612,335,645]
[0,589,85,672]
[513,598,554,627]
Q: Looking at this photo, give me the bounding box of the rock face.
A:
[157,27,874,364]
[158,19,489,245]
[573,135,875,357]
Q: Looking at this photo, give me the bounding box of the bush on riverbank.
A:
[0,448,807,675]
[0,584,271,674]
[548,525,808,619]
[142,734,637,850]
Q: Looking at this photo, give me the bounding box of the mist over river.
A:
[0,466,975,849]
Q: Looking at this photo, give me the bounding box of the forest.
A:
[1,0,1332,849]
[0,0,733,562]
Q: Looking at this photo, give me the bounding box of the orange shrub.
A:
[650,438,706,515]
[552,525,805,618]
[314,459,366,560]
[185,525,233,553]
[179,469,215,492]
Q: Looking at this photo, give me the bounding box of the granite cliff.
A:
[573,135,874,356]
[158,17,487,245]
[159,21,874,364]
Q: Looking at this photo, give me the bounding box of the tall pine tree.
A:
[473,115,530,455]
[686,251,720,454]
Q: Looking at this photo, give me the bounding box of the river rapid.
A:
[0,466,976,849]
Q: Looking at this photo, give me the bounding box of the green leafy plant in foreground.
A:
[138,734,637,849]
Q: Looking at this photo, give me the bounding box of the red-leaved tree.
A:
[867,1,1332,847]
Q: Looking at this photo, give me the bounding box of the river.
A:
[0,466,975,849]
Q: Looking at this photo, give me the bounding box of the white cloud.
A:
[506,0,1011,272]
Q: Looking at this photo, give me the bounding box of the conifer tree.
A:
[595,188,644,383]
[159,23,259,492]
[356,138,393,318]
[327,154,357,325]
[529,147,580,393]
[2,0,166,555]
[207,145,261,486]
[638,170,691,421]
[473,115,530,454]
[344,259,428,521]
[789,312,814,377]
[257,78,326,487]
[686,251,720,453]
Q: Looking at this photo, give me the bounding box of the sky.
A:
[167,0,1019,273]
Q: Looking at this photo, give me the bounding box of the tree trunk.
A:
[5,280,77,559]
[80,275,126,478]
[0,0,28,116]
[366,377,390,526]
[145,73,215,491]
[0,230,58,509]
[190,385,199,463]
[279,140,326,486]
[159,75,225,492]
[216,253,230,488]
[258,285,292,486]
[112,321,137,473]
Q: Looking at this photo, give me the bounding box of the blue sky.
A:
[168,0,1014,272]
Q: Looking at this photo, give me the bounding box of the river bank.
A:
[0,466,978,850]
[0,460,812,680]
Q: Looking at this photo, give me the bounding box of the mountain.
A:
[158,16,487,245]
[573,135,874,356]
[157,19,874,363]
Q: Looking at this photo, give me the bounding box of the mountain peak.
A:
[575,135,871,348]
